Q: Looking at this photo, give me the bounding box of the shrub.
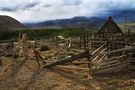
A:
[40,45,50,51]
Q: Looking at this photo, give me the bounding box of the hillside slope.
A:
[0,15,25,29]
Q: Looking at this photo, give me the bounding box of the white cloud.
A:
[0,0,134,22]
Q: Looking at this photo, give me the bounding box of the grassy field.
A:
[0,23,135,41]
[0,28,97,40]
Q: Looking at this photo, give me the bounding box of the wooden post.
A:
[33,49,45,68]
[83,36,86,49]
[18,33,28,57]
[18,33,22,41]
[22,33,28,53]
[86,31,89,48]
[80,37,82,48]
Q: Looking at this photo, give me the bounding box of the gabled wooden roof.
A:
[95,16,125,35]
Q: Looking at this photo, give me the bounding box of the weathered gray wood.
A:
[43,49,90,68]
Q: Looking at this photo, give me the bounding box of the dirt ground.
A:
[0,39,135,90]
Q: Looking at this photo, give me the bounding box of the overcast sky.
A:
[0,0,134,23]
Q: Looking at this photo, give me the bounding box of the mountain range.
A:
[24,17,105,29]
[24,10,135,29]
[0,10,135,29]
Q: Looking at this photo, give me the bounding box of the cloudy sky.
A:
[0,0,134,23]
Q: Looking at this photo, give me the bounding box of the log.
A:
[43,49,90,68]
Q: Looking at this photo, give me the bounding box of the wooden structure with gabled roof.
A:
[94,16,125,36]
[91,16,126,56]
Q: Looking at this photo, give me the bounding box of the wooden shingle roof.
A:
[95,16,125,35]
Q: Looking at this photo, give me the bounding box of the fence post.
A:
[86,49,93,75]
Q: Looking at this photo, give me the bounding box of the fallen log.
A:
[43,49,90,68]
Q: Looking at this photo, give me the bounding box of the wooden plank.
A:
[43,49,90,68]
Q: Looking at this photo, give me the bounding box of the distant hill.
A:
[24,16,105,29]
[0,15,25,30]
